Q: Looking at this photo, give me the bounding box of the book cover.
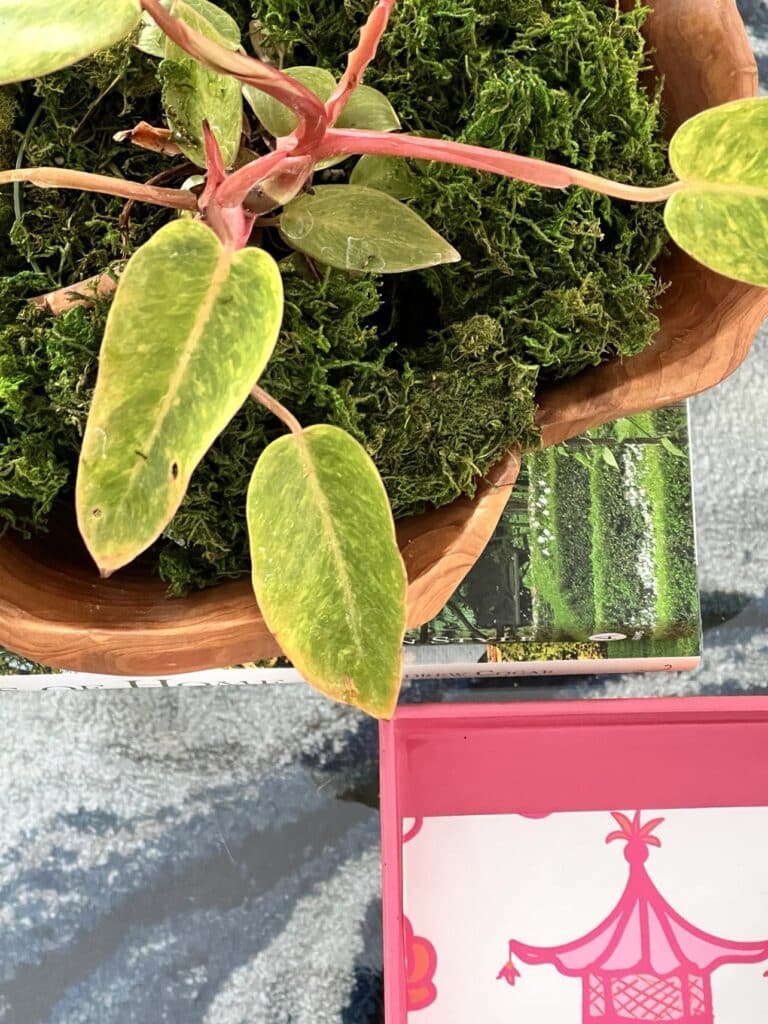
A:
[404,402,701,676]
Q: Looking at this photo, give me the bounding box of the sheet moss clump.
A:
[0,0,669,594]
[255,0,669,378]
[5,46,167,282]
[0,276,99,536]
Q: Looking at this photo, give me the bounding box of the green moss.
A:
[0,88,17,244]
[256,0,669,379]
[0,0,670,594]
[4,44,171,283]
[0,276,104,535]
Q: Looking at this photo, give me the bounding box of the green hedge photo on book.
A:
[404,401,701,677]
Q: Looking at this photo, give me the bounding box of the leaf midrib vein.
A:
[681,179,768,200]
[124,241,234,495]
[295,432,366,661]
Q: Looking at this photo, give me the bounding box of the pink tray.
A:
[379,697,768,1023]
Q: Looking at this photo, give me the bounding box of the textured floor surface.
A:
[0,4,767,1021]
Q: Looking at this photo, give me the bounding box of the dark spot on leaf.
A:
[171,462,179,480]
[135,450,147,461]
[92,508,102,518]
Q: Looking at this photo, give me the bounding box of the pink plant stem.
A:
[568,168,684,203]
[217,149,291,207]
[140,0,328,151]
[251,384,304,436]
[199,120,229,208]
[0,167,198,211]
[317,130,684,202]
[325,0,396,126]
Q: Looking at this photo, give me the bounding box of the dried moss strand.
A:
[31,272,118,315]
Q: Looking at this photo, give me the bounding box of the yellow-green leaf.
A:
[0,0,141,84]
[156,0,242,167]
[336,85,400,133]
[136,0,241,59]
[76,219,283,575]
[247,424,407,718]
[279,185,460,273]
[665,97,768,286]
[349,154,417,199]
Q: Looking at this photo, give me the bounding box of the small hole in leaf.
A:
[92,508,102,518]
[171,462,179,480]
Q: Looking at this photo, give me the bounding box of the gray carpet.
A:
[1,4,767,1021]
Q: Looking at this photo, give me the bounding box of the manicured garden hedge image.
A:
[410,404,700,658]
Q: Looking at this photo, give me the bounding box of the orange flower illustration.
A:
[404,916,437,1011]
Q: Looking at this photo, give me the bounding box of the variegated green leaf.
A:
[136,0,241,59]
[349,154,417,199]
[0,0,141,84]
[665,97,768,286]
[76,219,283,575]
[247,424,406,718]
[280,185,460,273]
[156,0,242,167]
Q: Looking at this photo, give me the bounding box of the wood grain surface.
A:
[1,0,765,672]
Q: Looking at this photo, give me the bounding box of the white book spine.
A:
[0,656,700,691]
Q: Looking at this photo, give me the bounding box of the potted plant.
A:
[0,0,766,716]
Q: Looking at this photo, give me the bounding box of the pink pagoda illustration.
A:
[498,811,768,1022]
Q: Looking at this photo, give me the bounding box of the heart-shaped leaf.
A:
[665,97,768,286]
[349,154,417,199]
[247,424,407,718]
[0,0,142,84]
[156,0,243,167]
[77,219,283,575]
[279,185,460,273]
[136,0,241,59]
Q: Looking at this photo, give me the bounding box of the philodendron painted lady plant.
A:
[1,0,766,717]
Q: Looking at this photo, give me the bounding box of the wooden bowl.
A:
[2,0,767,674]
